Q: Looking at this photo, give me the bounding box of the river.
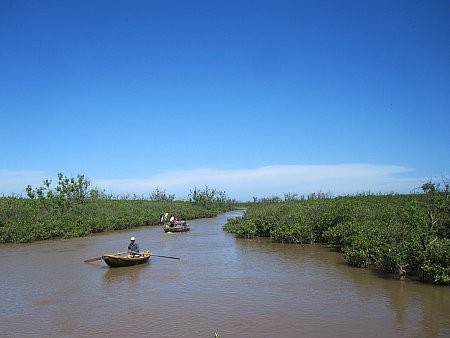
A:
[1,210,449,337]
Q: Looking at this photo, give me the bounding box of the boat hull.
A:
[102,252,151,268]
[163,221,190,233]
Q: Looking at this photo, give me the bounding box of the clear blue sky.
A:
[1,0,449,201]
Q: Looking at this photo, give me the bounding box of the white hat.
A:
[130,237,135,241]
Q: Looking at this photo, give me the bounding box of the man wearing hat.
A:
[128,236,140,256]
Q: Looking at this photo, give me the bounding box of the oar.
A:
[84,252,128,263]
[150,254,180,260]
[84,256,103,263]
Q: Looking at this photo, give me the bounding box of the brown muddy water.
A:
[1,210,449,338]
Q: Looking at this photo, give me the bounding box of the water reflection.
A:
[331,256,450,338]
[102,264,149,287]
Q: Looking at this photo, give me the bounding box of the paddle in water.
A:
[84,252,128,263]
[150,254,180,260]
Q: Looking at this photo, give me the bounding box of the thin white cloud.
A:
[0,170,47,196]
[0,164,426,200]
[93,164,421,200]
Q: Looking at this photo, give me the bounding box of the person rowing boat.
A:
[128,236,140,257]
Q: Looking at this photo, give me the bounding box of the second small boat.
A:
[163,220,190,233]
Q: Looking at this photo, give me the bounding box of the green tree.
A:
[26,173,91,213]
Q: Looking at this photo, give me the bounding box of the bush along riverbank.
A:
[0,173,239,244]
[223,182,450,285]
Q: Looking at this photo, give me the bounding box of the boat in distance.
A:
[102,251,152,268]
[163,220,190,233]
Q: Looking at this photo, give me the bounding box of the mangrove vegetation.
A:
[223,182,450,285]
[0,173,238,243]
[1,172,449,285]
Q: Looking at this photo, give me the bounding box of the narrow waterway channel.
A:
[1,210,449,337]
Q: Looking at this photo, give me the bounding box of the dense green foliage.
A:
[3,173,449,285]
[0,174,238,243]
[224,183,450,285]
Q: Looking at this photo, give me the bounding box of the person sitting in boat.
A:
[169,214,176,226]
[128,237,140,256]
[160,212,169,223]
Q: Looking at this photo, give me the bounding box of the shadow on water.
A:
[334,257,450,338]
[102,263,150,287]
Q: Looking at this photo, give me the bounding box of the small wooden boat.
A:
[102,251,152,268]
[163,220,190,233]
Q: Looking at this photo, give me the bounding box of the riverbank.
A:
[0,197,239,243]
[223,191,450,285]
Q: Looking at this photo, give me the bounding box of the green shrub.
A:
[223,187,450,285]
[421,238,450,285]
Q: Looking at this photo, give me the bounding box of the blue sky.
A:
[1,0,449,201]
